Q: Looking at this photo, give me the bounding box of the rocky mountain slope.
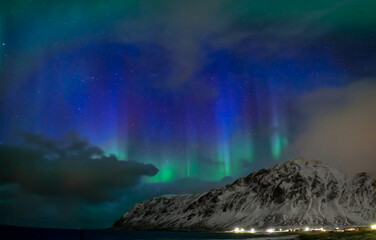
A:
[113,158,376,231]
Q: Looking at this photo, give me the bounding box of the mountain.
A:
[113,158,376,231]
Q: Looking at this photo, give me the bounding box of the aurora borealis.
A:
[1,0,376,228]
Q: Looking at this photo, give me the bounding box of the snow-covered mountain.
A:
[113,158,376,231]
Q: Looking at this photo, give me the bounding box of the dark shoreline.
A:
[0,224,298,239]
[2,224,376,240]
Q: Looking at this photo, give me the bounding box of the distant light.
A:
[371,224,376,230]
[250,228,255,233]
[233,227,246,233]
[305,227,309,231]
[279,228,282,231]
[266,228,274,233]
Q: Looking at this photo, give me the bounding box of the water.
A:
[0,225,298,240]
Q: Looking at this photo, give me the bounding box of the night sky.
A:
[1,0,376,228]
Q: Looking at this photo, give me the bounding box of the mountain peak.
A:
[114,158,376,231]
[284,157,323,166]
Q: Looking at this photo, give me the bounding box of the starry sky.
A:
[1,0,376,228]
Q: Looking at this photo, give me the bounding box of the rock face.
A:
[113,158,376,231]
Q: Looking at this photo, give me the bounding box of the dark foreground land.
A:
[299,230,376,240]
[1,225,376,239]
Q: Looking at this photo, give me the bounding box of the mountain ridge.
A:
[114,158,376,231]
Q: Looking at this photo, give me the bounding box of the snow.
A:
[114,158,376,231]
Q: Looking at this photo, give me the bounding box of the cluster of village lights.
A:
[231,224,376,234]
[232,226,322,233]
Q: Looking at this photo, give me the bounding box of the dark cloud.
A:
[0,175,233,228]
[286,80,376,176]
[0,132,158,202]
[0,132,236,228]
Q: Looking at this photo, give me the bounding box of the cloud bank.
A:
[0,132,158,202]
[0,131,233,228]
[287,80,376,176]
